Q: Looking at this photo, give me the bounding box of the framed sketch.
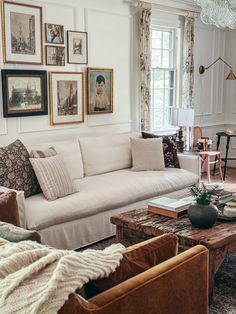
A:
[67,31,88,64]
[1,1,43,64]
[87,68,113,115]
[46,46,65,66]
[1,70,48,117]
[45,23,64,44]
[49,72,84,125]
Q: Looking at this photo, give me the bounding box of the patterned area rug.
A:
[85,237,236,313]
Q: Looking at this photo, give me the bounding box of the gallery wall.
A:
[0,0,133,146]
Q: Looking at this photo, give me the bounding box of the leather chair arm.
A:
[89,245,208,314]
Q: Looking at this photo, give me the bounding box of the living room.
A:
[0,0,236,313]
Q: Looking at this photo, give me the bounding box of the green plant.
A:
[190,185,216,205]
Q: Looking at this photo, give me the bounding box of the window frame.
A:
[150,25,181,130]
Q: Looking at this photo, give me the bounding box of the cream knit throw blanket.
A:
[0,240,125,314]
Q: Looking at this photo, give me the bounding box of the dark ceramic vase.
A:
[188,203,218,229]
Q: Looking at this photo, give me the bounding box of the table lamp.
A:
[171,108,195,152]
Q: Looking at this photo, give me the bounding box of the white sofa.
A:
[1,133,200,250]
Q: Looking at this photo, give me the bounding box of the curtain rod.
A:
[133,1,199,17]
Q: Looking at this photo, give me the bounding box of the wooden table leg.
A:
[223,136,230,180]
[115,226,123,243]
[218,153,223,181]
[213,135,221,175]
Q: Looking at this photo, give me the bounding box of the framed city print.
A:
[45,46,65,66]
[45,23,64,44]
[87,68,113,114]
[1,1,43,64]
[49,72,84,125]
[67,31,88,64]
[1,70,48,117]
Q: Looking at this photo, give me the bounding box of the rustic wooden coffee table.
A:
[111,208,236,299]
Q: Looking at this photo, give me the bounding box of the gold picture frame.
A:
[87,67,114,115]
[1,0,43,64]
[49,71,84,125]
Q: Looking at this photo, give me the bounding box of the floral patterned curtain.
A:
[140,7,152,131]
[182,16,195,109]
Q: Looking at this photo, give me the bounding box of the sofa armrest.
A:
[89,245,208,314]
[178,154,201,177]
[0,186,26,228]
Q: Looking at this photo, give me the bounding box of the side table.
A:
[213,132,236,180]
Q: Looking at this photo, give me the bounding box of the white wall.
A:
[0,0,133,146]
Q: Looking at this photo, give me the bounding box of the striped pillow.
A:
[29,147,57,158]
[30,155,75,201]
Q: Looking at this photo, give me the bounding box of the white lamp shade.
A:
[171,108,195,127]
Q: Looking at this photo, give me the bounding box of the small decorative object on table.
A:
[219,201,236,221]
[188,185,218,228]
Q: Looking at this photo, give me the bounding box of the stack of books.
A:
[148,196,194,219]
[212,191,236,206]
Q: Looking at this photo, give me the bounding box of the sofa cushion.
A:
[30,155,76,201]
[131,137,165,171]
[29,139,84,180]
[0,191,20,226]
[0,140,40,198]
[78,133,135,176]
[142,132,180,168]
[24,168,198,230]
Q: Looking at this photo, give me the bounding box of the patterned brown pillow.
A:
[0,140,40,198]
[142,132,180,168]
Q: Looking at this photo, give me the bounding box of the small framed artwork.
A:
[67,31,88,64]
[1,1,43,64]
[87,68,114,114]
[1,69,48,117]
[49,72,84,125]
[45,23,64,44]
[45,46,65,66]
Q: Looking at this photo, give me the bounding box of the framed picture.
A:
[45,23,64,44]
[87,68,113,114]
[1,70,48,117]
[1,1,43,64]
[67,31,88,64]
[49,72,84,125]
[45,46,65,66]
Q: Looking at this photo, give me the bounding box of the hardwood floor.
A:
[201,167,236,192]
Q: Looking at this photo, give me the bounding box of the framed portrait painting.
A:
[45,23,64,44]
[67,31,88,64]
[1,69,48,117]
[87,68,113,115]
[49,72,84,125]
[45,46,65,66]
[1,1,43,64]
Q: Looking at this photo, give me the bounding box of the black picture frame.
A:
[1,69,48,118]
[67,31,88,64]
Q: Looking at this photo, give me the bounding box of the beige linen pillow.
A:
[131,137,165,171]
[30,155,75,201]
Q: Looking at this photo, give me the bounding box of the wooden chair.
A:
[193,126,223,183]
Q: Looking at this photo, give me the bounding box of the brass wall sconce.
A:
[199,57,236,80]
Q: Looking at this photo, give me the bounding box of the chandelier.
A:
[195,0,236,29]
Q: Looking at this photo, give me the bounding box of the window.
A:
[151,27,179,129]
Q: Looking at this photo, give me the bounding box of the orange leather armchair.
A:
[59,234,209,314]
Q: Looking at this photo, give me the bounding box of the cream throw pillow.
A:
[30,155,75,201]
[131,137,165,171]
